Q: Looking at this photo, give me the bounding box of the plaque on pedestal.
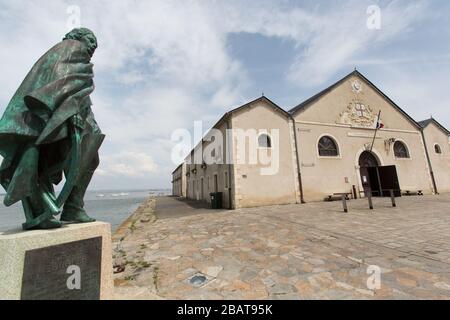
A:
[0,222,113,300]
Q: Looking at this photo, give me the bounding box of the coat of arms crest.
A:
[338,100,379,128]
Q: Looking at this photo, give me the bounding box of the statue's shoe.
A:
[61,210,96,223]
[31,218,62,230]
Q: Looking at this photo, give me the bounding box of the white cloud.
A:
[0,0,249,189]
[287,1,429,86]
[370,64,450,126]
[0,0,445,190]
[99,151,157,177]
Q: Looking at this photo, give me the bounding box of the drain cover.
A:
[186,273,211,287]
[190,275,207,286]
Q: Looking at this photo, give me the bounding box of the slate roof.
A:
[418,118,450,135]
[183,96,289,162]
[215,95,291,126]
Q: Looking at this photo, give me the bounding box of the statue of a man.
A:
[0,28,104,230]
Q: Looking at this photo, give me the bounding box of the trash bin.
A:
[210,192,223,209]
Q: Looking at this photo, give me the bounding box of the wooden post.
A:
[342,195,348,213]
[368,193,373,210]
[390,189,396,207]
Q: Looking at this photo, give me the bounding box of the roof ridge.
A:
[289,70,359,114]
[289,69,421,130]
[418,117,450,135]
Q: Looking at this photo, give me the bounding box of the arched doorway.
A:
[359,151,379,168]
[359,151,381,197]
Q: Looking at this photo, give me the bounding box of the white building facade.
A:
[172,71,450,208]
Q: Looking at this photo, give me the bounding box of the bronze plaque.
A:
[21,237,102,300]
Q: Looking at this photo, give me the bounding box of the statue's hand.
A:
[70,114,85,130]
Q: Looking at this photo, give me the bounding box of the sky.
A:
[0,0,449,190]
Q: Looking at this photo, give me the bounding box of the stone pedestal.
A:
[0,222,113,300]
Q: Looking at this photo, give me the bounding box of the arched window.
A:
[394,141,409,158]
[434,144,442,154]
[318,136,339,157]
[258,134,271,148]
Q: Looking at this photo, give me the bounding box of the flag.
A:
[376,120,384,129]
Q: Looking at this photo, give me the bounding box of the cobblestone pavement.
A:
[114,194,450,300]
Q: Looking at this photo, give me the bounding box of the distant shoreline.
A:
[113,196,151,238]
[113,196,157,241]
[0,190,168,232]
[0,188,171,196]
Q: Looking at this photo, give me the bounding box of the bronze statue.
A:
[0,28,105,230]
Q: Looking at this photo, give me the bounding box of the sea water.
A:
[0,189,170,232]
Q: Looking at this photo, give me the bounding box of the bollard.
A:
[342,195,348,213]
[368,193,373,210]
[390,189,396,207]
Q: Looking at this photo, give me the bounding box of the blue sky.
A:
[0,0,449,190]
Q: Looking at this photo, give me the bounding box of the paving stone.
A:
[434,282,450,291]
[262,276,277,288]
[268,283,297,295]
[306,258,325,266]
[240,268,261,282]
[204,266,224,278]
[114,195,450,300]
[269,292,301,300]
[149,243,159,250]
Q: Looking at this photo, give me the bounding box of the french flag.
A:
[376,120,384,129]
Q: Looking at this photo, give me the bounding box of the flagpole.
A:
[369,110,382,152]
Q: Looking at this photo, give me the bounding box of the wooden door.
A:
[378,165,401,197]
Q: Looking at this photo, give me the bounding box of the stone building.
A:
[172,70,450,208]
[171,162,186,197]
[418,118,450,195]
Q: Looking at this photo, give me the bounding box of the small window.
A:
[394,141,409,158]
[318,136,339,157]
[258,134,271,148]
[435,144,442,154]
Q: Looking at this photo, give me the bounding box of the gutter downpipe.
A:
[290,115,305,204]
[226,115,234,209]
[420,129,439,195]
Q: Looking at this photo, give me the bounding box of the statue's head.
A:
[63,28,98,57]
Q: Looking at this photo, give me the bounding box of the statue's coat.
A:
[0,39,101,206]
